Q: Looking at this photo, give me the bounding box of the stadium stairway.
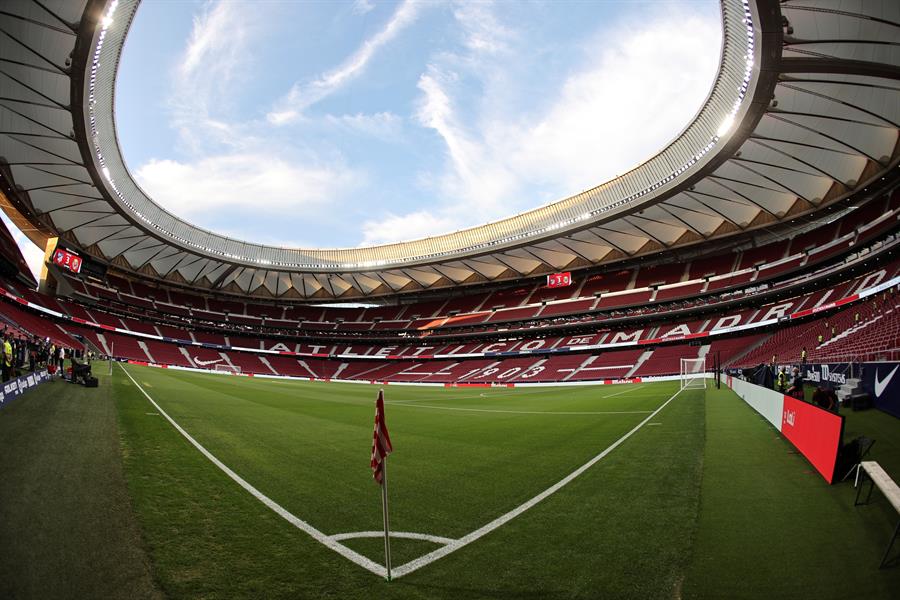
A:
[331,362,349,379]
[95,333,113,356]
[138,341,155,364]
[835,378,863,403]
[179,347,195,368]
[256,355,279,376]
[626,350,653,378]
[561,355,597,381]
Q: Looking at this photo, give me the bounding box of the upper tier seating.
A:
[7,253,890,374]
[53,189,898,337]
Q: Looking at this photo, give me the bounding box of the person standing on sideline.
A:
[1,333,12,382]
[800,347,807,364]
[786,366,804,400]
[776,367,788,393]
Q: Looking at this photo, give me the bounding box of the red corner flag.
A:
[370,389,393,485]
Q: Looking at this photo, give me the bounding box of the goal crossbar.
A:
[214,363,241,375]
[680,357,707,390]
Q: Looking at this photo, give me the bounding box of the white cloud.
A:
[0,214,45,282]
[360,210,460,246]
[511,14,722,191]
[267,0,425,125]
[324,111,404,140]
[134,153,362,219]
[406,6,721,230]
[451,1,514,55]
[133,1,365,237]
[351,0,375,16]
[128,0,722,250]
[169,0,259,150]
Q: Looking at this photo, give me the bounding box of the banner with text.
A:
[859,362,900,419]
[0,369,51,410]
[780,396,844,483]
[725,375,844,483]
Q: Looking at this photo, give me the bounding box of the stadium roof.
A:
[0,0,898,299]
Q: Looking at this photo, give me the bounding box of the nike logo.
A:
[875,365,899,398]
[194,357,224,366]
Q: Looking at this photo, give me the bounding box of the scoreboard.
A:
[53,247,82,274]
[546,272,572,288]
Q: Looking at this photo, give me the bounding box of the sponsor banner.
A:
[728,376,785,430]
[442,383,516,388]
[780,396,844,483]
[859,362,900,419]
[127,360,167,368]
[0,369,51,410]
[168,365,253,377]
[790,295,859,319]
[801,363,853,390]
[725,376,843,483]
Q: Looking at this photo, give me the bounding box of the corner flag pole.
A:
[381,455,392,581]
[372,388,394,581]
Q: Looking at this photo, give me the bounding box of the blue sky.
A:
[116,0,721,249]
[8,0,722,278]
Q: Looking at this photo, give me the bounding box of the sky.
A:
[8,0,722,278]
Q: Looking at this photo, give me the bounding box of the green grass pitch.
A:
[2,364,899,599]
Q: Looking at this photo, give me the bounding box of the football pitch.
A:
[3,365,900,599]
[118,367,699,587]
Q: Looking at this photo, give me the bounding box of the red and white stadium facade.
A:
[0,0,897,390]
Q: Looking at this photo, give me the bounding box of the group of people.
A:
[775,364,804,399]
[772,359,839,412]
[0,328,65,382]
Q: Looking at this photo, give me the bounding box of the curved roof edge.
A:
[84,0,757,272]
[2,0,897,300]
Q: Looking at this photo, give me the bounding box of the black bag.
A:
[84,376,99,388]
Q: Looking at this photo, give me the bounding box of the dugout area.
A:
[1,367,898,599]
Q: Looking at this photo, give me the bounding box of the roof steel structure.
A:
[0,0,898,299]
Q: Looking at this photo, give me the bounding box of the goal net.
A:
[214,364,241,375]
[680,357,707,390]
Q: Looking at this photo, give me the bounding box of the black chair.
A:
[842,436,876,483]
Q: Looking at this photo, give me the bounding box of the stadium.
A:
[0,0,899,598]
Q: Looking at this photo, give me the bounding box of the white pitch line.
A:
[600,383,647,398]
[386,402,653,416]
[330,531,456,545]
[474,388,584,400]
[390,387,684,578]
[118,365,388,579]
[121,365,681,580]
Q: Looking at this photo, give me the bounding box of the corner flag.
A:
[371,389,393,580]
[371,389,393,484]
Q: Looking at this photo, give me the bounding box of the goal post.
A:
[214,364,241,375]
[680,357,707,390]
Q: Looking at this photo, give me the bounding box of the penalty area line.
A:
[117,364,388,578]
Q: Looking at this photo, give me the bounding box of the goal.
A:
[214,364,241,375]
[680,357,707,390]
